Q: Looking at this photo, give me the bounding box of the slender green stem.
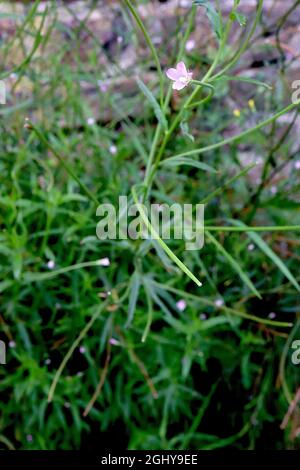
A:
[169,101,300,160]
[24,259,110,283]
[28,121,99,206]
[124,0,164,106]
[143,1,263,194]
[201,163,257,204]
[191,80,215,91]
[143,7,197,191]
[186,92,214,110]
[0,0,45,80]
[215,75,273,90]
[144,124,163,187]
[151,281,293,328]
[132,185,202,287]
[48,302,107,402]
[200,12,234,83]
[245,110,299,224]
[204,225,300,232]
[210,0,263,81]
[141,282,153,343]
[145,12,234,189]
[279,320,300,404]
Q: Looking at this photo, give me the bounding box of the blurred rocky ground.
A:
[1,0,300,188]
[1,1,300,116]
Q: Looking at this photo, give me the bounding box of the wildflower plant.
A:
[1,0,300,451]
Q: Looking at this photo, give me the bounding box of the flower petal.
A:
[176,61,187,76]
[166,68,181,81]
[172,80,186,90]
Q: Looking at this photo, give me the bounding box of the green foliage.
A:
[194,1,222,40]
[0,0,299,452]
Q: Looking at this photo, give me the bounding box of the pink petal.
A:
[176,299,186,311]
[173,80,186,90]
[187,72,193,80]
[176,61,187,76]
[166,68,181,81]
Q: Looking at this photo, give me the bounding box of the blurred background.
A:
[0,0,300,450]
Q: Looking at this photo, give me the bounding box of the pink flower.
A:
[166,62,193,90]
[109,338,120,346]
[176,299,187,311]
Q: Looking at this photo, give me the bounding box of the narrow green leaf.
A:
[136,78,168,130]
[216,75,272,90]
[126,271,141,328]
[264,196,300,210]
[194,1,222,40]
[141,280,154,343]
[13,252,23,280]
[230,11,247,27]
[229,219,300,292]
[200,163,256,204]
[23,259,109,283]
[161,156,218,173]
[169,102,300,160]
[132,186,202,287]
[125,0,164,105]
[180,121,194,142]
[206,231,261,298]
[0,280,13,294]
[151,280,292,327]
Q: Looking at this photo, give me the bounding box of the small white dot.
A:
[294,160,300,170]
[180,0,191,7]
[214,298,224,308]
[97,257,111,267]
[109,145,117,155]
[176,299,186,311]
[268,312,276,319]
[47,260,55,269]
[9,340,16,348]
[186,39,196,52]
[87,117,95,126]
